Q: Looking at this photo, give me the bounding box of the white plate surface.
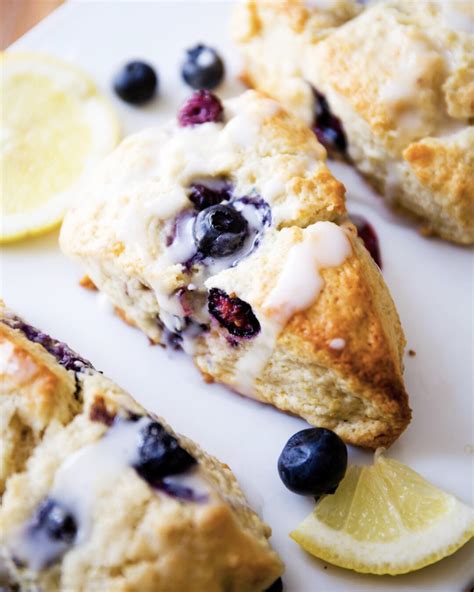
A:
[2,2,473,590]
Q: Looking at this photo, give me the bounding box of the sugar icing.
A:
[232,222,352,397]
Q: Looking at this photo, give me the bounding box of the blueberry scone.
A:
[60,90,411,448]
[234,0,474,244]
[0,303,283,591]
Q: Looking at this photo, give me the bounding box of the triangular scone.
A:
[60,90,410,448]
[233,0,474,243]
[0,302,283,592]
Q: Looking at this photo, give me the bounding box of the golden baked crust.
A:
[233,0,474,243]
[0,303,283,591]
[402,128,474,241]
[60,90,410,448]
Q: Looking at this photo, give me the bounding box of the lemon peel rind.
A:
[0,218,62,245]
[291,494,474,575]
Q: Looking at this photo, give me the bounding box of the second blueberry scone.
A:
[0,302,283,591]
[60,90,411,448]
[234,0,474,244]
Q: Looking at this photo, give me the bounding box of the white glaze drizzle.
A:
[152,196,271,340]
[10,418,149,572]
[263,222,352,324]
[10,417,211,572]
[377,32,441,141]
[329,338,346,350]
[165,212,197,265]
[230,323,280,398]
[162,466,210,499]
[231,222,352,397]
[113,96,282,331]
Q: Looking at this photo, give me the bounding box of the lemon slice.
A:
[291,454,474,575]
[0,52,120,242]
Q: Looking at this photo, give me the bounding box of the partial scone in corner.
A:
[0,302,283,592]
[60,90,411,448]
[233,0,474,244]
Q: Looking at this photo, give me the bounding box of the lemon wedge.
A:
[291,454,474,575]
[0,52,120,242]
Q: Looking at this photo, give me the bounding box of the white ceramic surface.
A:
[2,2,473,590]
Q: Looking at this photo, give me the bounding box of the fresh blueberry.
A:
[350,214,382,268]
[30,499,77,544]
[188,182,232,210]
[133,421,196,485]
[265,577,284,592]
[178,90,223,126]
[208,288,260,338]
[278,428,347,497]
[113,61,158,105]
[313,89,347,154]
[194,204,248,258]
[1,315,92,372]
[181,44,225,90]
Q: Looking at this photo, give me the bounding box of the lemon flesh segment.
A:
[1,52,120,242]
[290,456,474,575]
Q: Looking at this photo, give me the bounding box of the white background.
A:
[2,2,473,590]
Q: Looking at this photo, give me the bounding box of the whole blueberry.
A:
[181,44,225,90]
[178,90,223,126]
[194,204,248,258]
[30,498,77,544]
[278,428,347,497]
[134,421,196,485]
[113,61,158,104]
[208,288,260,338]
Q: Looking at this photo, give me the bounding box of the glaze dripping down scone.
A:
[0,302,283,592]
[233,0,474,244]
[60,90,411,448]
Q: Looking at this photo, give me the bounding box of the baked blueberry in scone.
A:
[60,90,411,448]
[233,0,474,244]
[0,302,283,592]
